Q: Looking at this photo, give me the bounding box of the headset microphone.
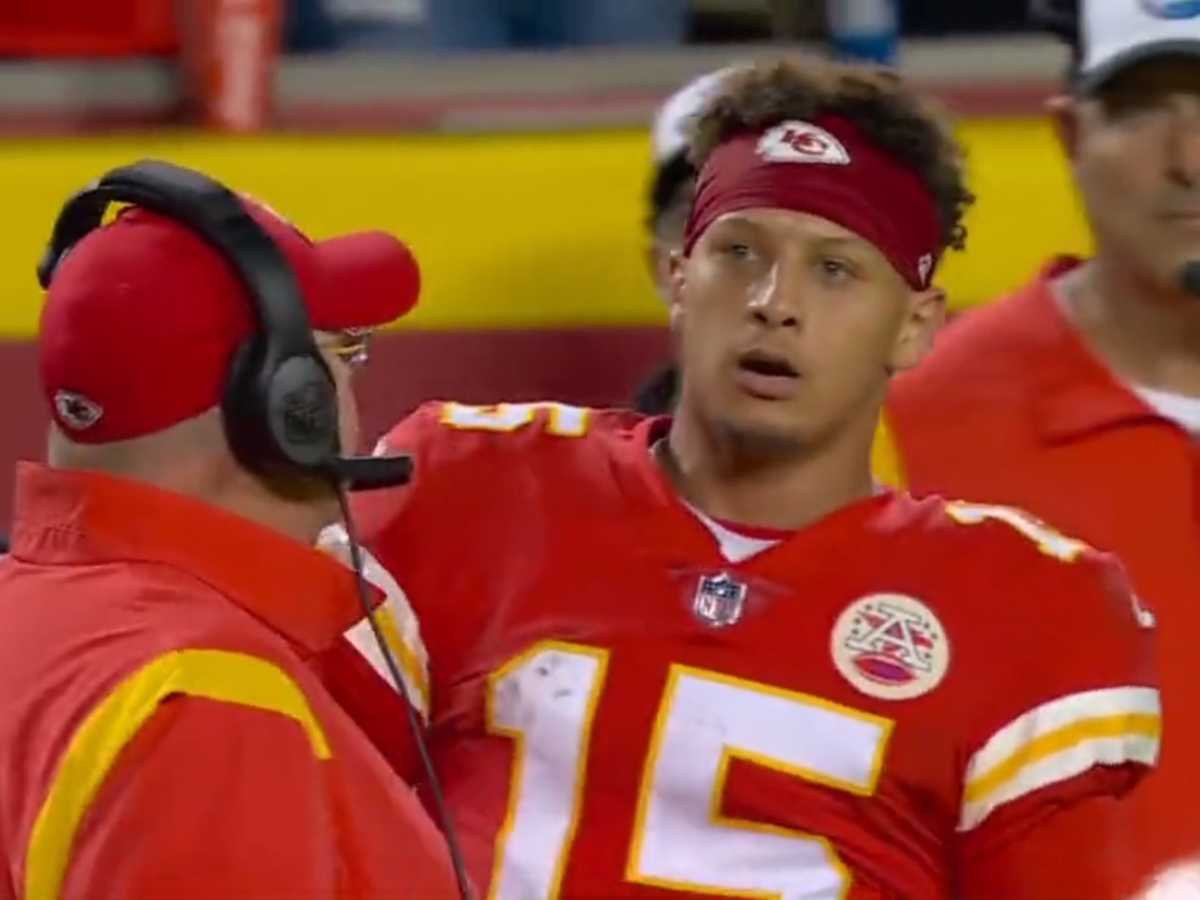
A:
[1180,260,1200,297]
[336,454,415,492]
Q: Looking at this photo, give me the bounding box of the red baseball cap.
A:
[38,197,421,444]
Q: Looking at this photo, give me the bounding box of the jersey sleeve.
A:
[352,401,444,579]
[312,539,432,782]
[314,402,463,778]
[54,696,343,900]
[955,547,1160,899]
[321,400,588,778]
[352,400,577,577]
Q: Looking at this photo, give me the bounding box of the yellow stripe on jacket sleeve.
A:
[25,649,331,900]
[871,411,906,490]
[959,686,1161,832]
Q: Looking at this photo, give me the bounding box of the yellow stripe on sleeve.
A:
[25,649,331,900]
[959,686,1161,832]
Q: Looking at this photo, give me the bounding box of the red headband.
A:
[683,116,941,289]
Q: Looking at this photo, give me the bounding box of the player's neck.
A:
[660,413,876,532]
[1062,256,1200,396]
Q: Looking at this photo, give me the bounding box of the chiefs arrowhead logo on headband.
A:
[756,121,851,166]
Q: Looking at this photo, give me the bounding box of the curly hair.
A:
[688,59,974,255]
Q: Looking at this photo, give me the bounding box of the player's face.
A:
[1059,57,1200,293]
[315,329,365,454]
[669,208,942,451]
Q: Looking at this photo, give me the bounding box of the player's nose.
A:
[746,261,803,329]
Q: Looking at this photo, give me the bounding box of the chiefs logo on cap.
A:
[757,121,851,165]
[53,390,103,431]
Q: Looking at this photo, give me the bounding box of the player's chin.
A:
[711,402,811,455]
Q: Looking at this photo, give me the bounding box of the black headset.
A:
[37,158,412,487]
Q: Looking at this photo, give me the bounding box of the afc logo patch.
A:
[830,593,950,701]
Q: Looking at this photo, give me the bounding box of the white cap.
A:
[651,66,744,164]
[1077,0,1200,92]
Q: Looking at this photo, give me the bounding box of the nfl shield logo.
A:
[692,573,747,628]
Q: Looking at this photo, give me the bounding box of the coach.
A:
[0,162,460,899]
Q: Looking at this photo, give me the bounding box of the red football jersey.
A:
[318,401,1161,900]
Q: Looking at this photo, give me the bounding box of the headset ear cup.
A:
[264,354,341,470]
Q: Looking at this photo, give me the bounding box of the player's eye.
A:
[720,242,755,261]
[817,257,858,282]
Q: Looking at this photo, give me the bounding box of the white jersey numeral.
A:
[486,641,893,900]
[440,402,589,437]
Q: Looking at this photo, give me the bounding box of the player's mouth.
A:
[733,349,801,400]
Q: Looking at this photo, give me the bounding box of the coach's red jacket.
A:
[0,463,459,900]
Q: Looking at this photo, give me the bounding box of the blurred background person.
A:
[877,0,1200,893]
[635,65,739,415]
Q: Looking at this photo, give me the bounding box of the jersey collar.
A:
[7,462,371,653]
[1023,257,1160,444]
[621,417,898,578]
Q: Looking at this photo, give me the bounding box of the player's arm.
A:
[320,400,585,778]
[37,669,346,899]
[350,403,442,578]
[313,588,430,783]
[954,550,1159,900]
[312,402,449,780]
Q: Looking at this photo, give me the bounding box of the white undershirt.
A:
[652,438,784,562]
[1134,386,1200,434]
[689,508,781,563]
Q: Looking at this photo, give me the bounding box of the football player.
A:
[318,58,1161,899]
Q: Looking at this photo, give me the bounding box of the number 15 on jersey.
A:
[486,640,893,900]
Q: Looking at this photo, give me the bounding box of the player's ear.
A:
[1047,93,1080,162]
[667,250,687,328]
[889,285,946,372]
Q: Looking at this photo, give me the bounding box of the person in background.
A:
[0,183,460,899]
[634,66,740,414]
[875,0,1200,892]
